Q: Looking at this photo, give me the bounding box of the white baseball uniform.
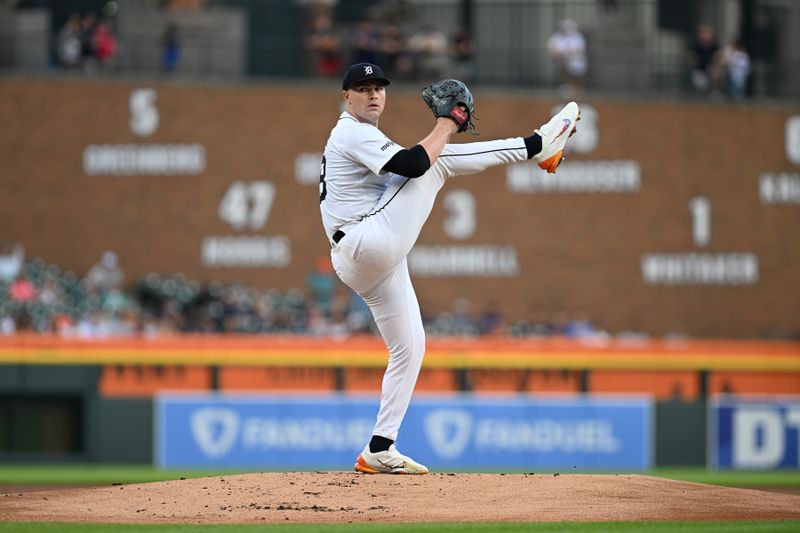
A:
[320,111,528,441]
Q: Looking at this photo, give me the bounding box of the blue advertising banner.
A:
[156,394,652,470]
[712,397,800,470]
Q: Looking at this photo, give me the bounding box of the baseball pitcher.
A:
[319,62,579,473]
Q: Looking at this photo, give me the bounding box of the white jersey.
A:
[320,112,404,239]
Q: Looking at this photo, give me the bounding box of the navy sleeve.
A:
[381,145,431,178]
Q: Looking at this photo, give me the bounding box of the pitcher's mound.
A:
[2,472,800,524]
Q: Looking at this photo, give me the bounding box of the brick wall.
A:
[1,79,798,337]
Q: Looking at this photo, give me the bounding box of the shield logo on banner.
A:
[190,408,240,459]
[424,409,473,460]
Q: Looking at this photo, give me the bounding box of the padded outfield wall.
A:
[1,336,798,466]
[1,79,799,338]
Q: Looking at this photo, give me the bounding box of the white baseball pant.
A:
[330,137,528,440]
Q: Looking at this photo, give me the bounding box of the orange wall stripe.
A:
[0,335,797,371]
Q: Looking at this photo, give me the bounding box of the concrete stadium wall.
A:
[1,79,798,338]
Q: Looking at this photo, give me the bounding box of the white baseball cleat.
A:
[533,101,580,173]
[354,444,429,475]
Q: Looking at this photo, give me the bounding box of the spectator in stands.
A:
[37,276,62,308]
[79,13,98,71]
[0,242,24,283]
[92,18,117,70]
[307,255,337,317]
[57,13,82,69]
[161,22,181,73]
[350,20,380,65]
[688,23,720,95]
[547,19,588,97]
[449,26,475,82]
[328,297,351,338]
[450,297,477,336]
[369,0,416,26]
[720,36,750,102]
[407,24,449,80]
[305,14,343,78]
[549,309,570,337]
[376,24,408,79]
[84,250,125,295]
[9,276,36,303]
[477,301,505,336]
[0,315,15,335]
[564,308,610,342]
[508,307,554,338]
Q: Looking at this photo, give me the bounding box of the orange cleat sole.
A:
[354,454,380,474]
[538,150,565,173]
[354,454,428,475]
[537,112,580,173]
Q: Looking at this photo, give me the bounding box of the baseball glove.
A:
[422,79,477,134]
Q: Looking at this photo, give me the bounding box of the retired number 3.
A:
[319,156,327,203]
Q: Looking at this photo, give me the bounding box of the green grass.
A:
[0,522,799,532]
[0,465,253,485]
[648,468,800,488]
[1,465,799,489]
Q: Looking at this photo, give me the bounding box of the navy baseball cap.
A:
[342,62,391,90]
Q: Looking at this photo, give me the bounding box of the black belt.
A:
[332,229,345,244]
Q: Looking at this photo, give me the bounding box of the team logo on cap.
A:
[365,66,373,75]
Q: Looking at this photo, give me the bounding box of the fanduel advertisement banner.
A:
[712,397,800,470]
[156,394,652,470]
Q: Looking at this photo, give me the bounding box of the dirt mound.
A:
[2,472,800,524]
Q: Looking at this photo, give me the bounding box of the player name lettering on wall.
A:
[83,88,206,176]
[83,144,206,176]
[408,245,519,277]
[760,172,800,204]
[202,236,291,268]
[640,253,758,285]
[786,115,800,165]
[506,160,641,193]
[295,152,324,185]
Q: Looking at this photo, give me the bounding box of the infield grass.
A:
[1,465,799,489]
[1,521,800,532]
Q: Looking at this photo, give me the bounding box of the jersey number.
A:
[319,156,327,203]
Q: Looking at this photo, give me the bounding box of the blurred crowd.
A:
[56,11,181,74]
[0,242,639,341]
[303,6,750,103]
[304,13,475,84]
[56,12,117,73]
[688,22,752,102]
[51,2,752,103]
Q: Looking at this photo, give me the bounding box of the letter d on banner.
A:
[733,409,784,468]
